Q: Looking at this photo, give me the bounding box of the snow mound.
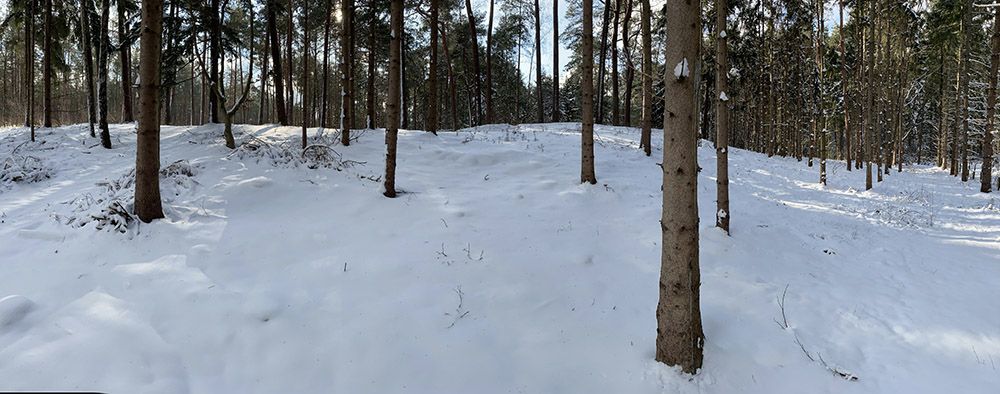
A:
[0,295,34,327]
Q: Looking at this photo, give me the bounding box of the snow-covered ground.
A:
[0,123,997,393]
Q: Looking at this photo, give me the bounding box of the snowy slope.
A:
[0,123,997,393]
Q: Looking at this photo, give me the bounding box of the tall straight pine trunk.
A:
[384,0,402,198]
[716,0,730,233]
[639,0,652,155]
[581,0,596,184]
[656,0,704,372]
[134,0,165,222]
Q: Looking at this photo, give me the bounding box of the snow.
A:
[674,58,690,80]
[0,123,998,393]
[719,30,727,38]
[720,91,729,101]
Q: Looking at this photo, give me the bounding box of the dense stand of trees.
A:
[3,0,1000,375]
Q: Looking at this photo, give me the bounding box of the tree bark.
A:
[656,0,704,372]
[208,0,221,123]
[43,0,52,127]
[534,0,542,123]
[321,0,332,128]
[301,0,308,149]
[639,0,652,156]
[840,0,850,171]
[983,8,999,193]
[428,0,440,133]
[98,0,112,148]
[485,0,495,124]
[384,0,402,198]
[611,0,620,125]
[597,0,611,124]
[464,0,483,125]
[716,0,730,233]
[285,0,294,123]
[134,0,165,222]
[959,0,972,182]
[552,0,559,122]
[341,0,354,145]
[82,0,98,137]
[581,0,596,183]
[118,0,134,122]
[367,8,376,129]
[266,0,288,125]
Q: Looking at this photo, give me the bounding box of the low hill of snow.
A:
[0,123,997,393]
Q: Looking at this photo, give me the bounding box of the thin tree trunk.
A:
[384,0,402,198]
[118,0,134,122]
[485,0,495,124]
[622,0,634,127]
[534,0,542,123]
[816,0,826,184]
[597,0,611,124]
[285,0,294,124]
[82,0,97,137]
[552,0,559,122]
[656,0,704,372]
[611,0,620,125]
[301,0,308,149]
[208,0,221,123]
[43,0,52,127]
[983,8,999,192]
[639,0,652,155]
[98,0,112,148]
[428,0,440,133]
[716,0,730,233]
[442,25,459,130]
[959,0,972,181]
[259,36,269,124]
[367,8,376,129]
[840,0,850,170]
[134,0,165,222]
[321,0,332,128]
[341,0,353,145]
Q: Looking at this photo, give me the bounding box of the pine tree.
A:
[134,0,165,223]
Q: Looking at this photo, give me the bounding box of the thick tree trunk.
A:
[656,0,704,371]
[982,8,999,193]
[266,0,287,125]
[118,0,134,123]
[552,0,559,122]
[134,0,165,222]
[464,0,483,125]
[716,0,730,233]
[639,0,652,156]
[384,0,402,198]
[581,0,595,183]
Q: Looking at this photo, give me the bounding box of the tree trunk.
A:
[285,0,294,124]
[26,0,35,140]
[341,0,353,145]
[98,0,112,148]
[840,0,850,171]
[266,1,287,125]
[581,0,596,183]
[816,0,826,185]
[82,0,97,137]
[716,0,730,233]
[485,0,495,124]
[428,0,440,133]
[597,0,611,125]
[611,0,620,125]
[118,0,134,123]
[320,0,331,128]
[622,0,634,126]
[464,0,483,125]
[656,0,704,372]
[384,0,402,198]
[301,0,308,149]
[983,8,999,193]
[442,25,459,130]
[534,0,542,123]
[134,0,165,223]
[959,0,972,182]
[639,0,652,156]
[208,0,221,123]
[259,35,269,124]
[43,0,52,127]
[552,0,559,122]
[367,9,376,129]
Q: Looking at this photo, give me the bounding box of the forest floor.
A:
[0,122,998,393]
